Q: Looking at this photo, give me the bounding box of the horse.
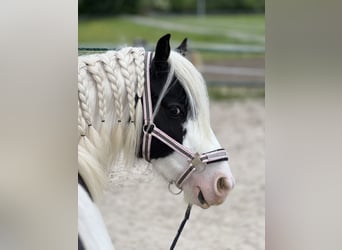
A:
[78,34,235,249]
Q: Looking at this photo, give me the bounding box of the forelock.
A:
[168,51,210,133]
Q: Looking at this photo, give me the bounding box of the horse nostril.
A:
[216,177,230,194]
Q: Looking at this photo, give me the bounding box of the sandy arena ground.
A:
[99,99,265,250]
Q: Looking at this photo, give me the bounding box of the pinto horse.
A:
[78,34,235,249]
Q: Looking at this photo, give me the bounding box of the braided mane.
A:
[78,47,146,199]
[78,48,209,200]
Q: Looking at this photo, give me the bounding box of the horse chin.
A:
[183,186,211,209]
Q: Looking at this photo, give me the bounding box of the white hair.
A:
[168,51,211,138]
[78,48,210,201]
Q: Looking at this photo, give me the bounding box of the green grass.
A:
[79,14,264,47]
[79,17,174,45]
[156,15,265,36]
[200,51,264,61]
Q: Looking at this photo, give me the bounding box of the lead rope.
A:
[170,204,192,250]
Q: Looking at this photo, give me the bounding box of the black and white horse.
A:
[78,34,235,249]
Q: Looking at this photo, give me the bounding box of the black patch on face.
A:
[138,61,190,159]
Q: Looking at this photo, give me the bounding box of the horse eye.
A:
[168,105,182,117]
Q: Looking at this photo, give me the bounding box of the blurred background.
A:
[79,1,264,249]
[79,0,265,98]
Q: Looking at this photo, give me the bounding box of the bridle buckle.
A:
[189,153,206,173]
[190,153,202,167]
[143,123,155,134]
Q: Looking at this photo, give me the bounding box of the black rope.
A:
[170,204,192,250]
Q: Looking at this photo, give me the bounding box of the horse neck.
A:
[78,48,145,199]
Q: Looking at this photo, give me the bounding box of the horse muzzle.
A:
[183,162,235,208]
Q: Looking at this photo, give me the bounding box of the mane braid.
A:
[78,98,87,136]
[78,47,146,200]
[78,61,108,199]
[86,59,107,124]
[132,48,145,154]
[78,62,93,126]
[100,52,123,158]
[117,48,137,166]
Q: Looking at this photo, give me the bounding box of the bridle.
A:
[142,51,229,195]
[142,51,230,249]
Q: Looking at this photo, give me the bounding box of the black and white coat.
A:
[77,34,234,249]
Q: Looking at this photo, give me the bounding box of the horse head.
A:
[140,34,235,208]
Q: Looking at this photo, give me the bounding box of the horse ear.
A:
[154,34,171,62]
[176,38,188,56]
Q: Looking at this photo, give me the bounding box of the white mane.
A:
[78,47,210,200]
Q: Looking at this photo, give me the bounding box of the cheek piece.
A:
[142,52,229,195]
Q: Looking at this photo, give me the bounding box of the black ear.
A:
[154,34,171,62]
[176,38,188,56]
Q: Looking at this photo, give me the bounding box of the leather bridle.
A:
[141,52,229,195]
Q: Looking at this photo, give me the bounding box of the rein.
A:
[142,51,229,249]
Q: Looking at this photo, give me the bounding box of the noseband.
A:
[142,52,229,195]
